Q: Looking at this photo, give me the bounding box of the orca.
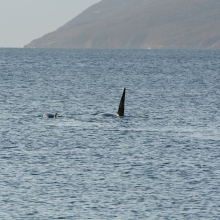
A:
[101,88,126,117]
[43,112,58,118]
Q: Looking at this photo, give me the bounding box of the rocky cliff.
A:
[24,0,220,49]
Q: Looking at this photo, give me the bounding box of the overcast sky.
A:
[0,0,100,48]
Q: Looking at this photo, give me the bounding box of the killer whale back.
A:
[43,112,57,118]
[117,88,126,117]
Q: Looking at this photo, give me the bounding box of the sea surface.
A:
[0,48,220,219]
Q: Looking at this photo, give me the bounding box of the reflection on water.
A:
[0,48,220,219]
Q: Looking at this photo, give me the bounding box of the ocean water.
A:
[0,48,220,219]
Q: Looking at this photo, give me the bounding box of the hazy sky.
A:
[0,0,100,48]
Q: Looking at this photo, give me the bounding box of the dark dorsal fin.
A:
[117,88,126,117]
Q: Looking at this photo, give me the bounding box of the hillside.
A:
[24,0,220,49]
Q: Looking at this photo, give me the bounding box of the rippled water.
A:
[0,48,220,219]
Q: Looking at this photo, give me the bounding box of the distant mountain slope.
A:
[24,0,220,49]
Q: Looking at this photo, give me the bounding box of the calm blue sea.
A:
[0,48,220,219]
